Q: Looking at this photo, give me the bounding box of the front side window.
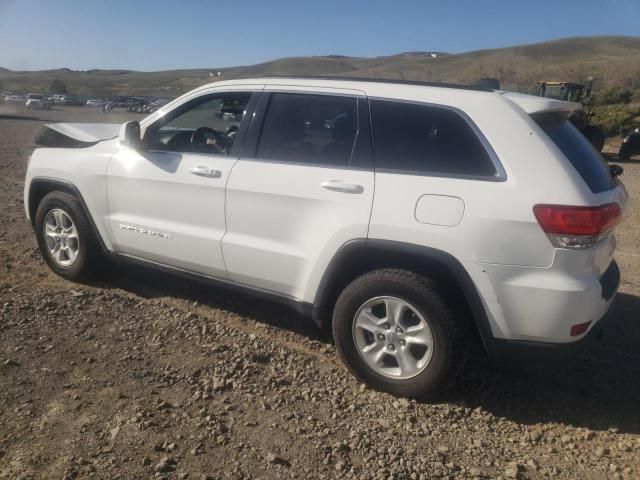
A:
[370,100,498,177]
[145,92,251,155]
[256,93,358,166]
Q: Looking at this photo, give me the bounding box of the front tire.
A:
[332,269,468,399]
[34,191,102,281]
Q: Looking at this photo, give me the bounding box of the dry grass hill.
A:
[1,36,639,97]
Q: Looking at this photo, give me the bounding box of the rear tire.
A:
[332,269,469,399]
[34,191,103,281]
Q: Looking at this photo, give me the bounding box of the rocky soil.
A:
[1,105,640,479]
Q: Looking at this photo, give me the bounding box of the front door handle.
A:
[190,166,222,178]
[321,180,364,194]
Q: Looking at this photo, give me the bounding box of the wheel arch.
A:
[313,239,492,352]
[28,177,109,252]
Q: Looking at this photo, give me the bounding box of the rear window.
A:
[535,113,615,193]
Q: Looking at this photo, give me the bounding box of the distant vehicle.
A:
[4,93,27,104]
[128,97,151,113]
[101,102,114,113]
[25,93,53,110]
[147,98,172,113]
[113,97,134,108]
[536,80,605,152]
[619,128,640,161]
[86,98,106,108]
[59,96,85,106]
[52,94,67,104]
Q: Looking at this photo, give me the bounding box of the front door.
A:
[223,89,374,302]
[106,90,257,277]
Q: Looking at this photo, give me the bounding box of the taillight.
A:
[533,203,621,249]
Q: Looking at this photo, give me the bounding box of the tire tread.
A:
[332,268,469,399]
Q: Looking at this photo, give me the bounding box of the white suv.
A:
[24,77,627,398]
[25,93,52,110]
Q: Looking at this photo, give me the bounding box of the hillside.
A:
[1,36,639,96]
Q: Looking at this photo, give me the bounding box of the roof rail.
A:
[249,75,494,92]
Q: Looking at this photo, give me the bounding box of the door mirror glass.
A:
[119,121,143,150]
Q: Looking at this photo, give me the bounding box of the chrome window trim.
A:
[233,157,372,172]
[144,149,240,160]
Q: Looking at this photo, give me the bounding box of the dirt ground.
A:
[1,105,639,480]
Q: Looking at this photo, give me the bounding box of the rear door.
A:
[222,87,374,301]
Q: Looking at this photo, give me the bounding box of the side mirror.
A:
[119,121,143,150]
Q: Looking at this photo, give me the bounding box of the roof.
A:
[255,75,494,92]
[168,77,581,119]
[191,76,495,97]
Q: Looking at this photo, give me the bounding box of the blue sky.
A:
[1,0,638,71]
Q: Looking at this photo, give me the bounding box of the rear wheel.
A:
[34,191,102,281]
[332,269,469,399]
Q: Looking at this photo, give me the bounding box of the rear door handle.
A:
[190,166,222,178]
[321,180,364,194]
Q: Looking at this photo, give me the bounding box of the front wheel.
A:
[34,191,102,281]
[332,269,469,399]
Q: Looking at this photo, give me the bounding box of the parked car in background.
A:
[60,96,85,106]
[147,98,172,113]
[127,97,151,113]
[25,93,53,110]
[3,93,27,104]
[113,97,133,108]
[86,98,107,108]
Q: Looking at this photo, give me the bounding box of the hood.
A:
[35,122,121,148]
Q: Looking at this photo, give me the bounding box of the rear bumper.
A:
[472,235,619,341]
[486,302,614,362]
[486,262,619,362]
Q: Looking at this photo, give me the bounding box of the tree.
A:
[49,79,67,94]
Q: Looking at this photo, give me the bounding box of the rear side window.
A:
[256,93,358,166]
[370,100,498,177]
[535,113,615,193]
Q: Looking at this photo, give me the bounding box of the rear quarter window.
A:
[534,113,615,193]
[370,100,499,178]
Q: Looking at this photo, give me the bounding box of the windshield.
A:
[534,113,616,193]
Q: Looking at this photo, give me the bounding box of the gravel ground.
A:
[1,105,640,480]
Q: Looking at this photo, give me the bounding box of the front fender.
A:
[25,145,115,251]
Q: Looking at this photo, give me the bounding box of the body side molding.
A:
[112,252,314,317]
